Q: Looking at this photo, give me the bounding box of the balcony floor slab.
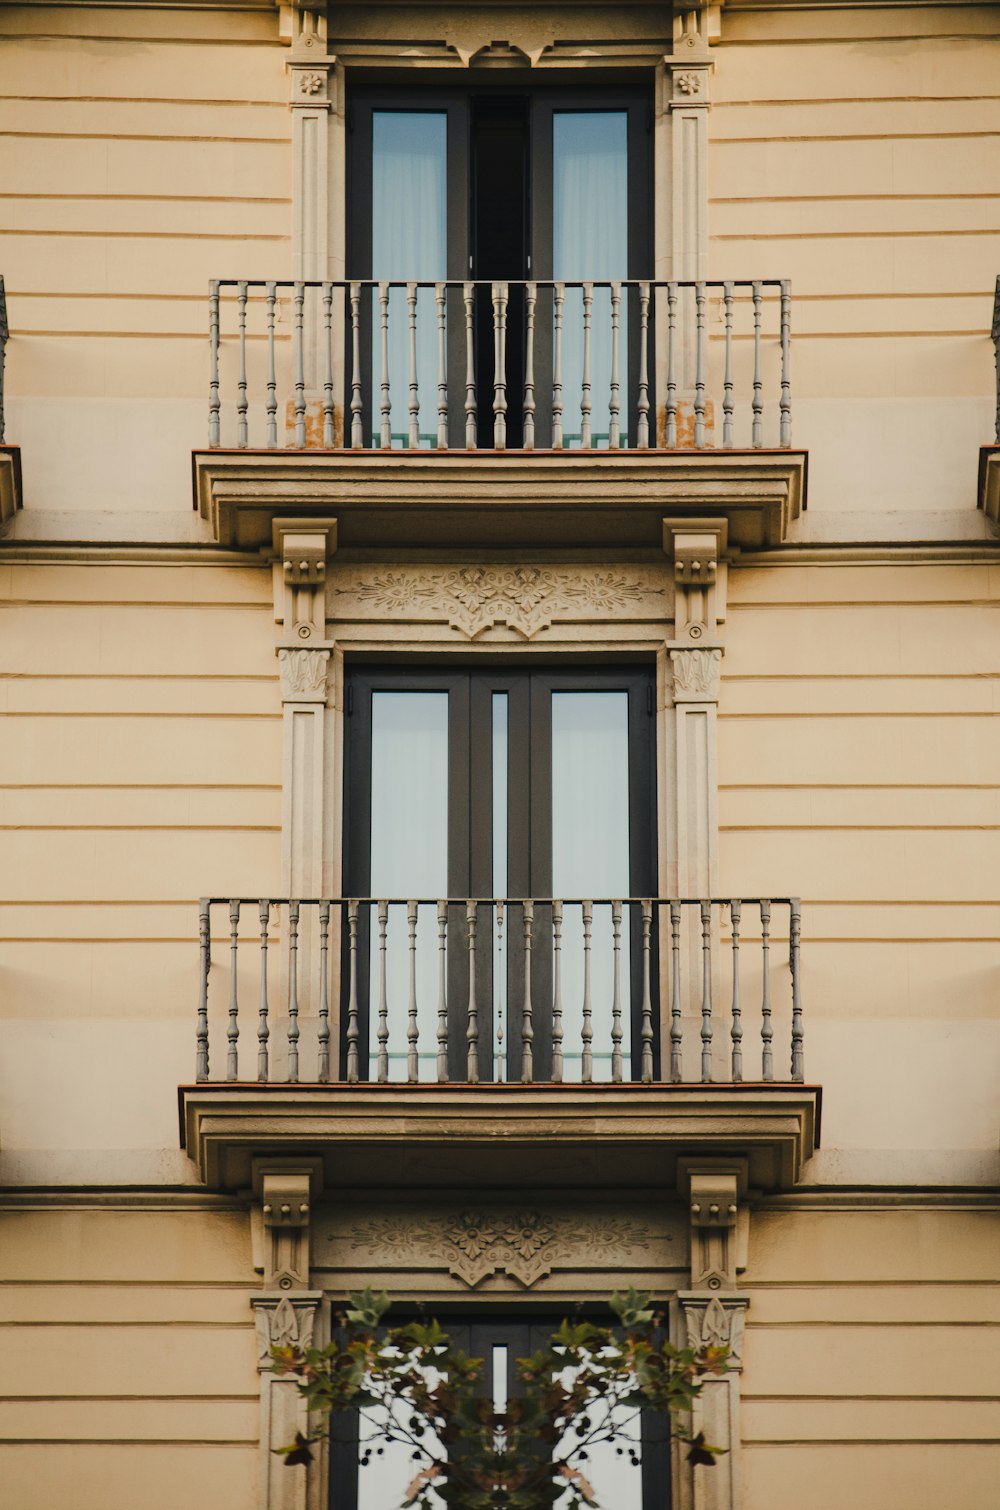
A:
[179,1081,821,1195]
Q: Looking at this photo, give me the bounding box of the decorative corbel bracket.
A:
[279,0,328,58]
[664,517,728,642]
[252,1157,323,1291]
[273,518,337,641]
[677,1157,748,1291]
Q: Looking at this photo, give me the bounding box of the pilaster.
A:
[250,1158,326,1510]
[673,1155,749,1510]
[273,520,338,900]
[661,521,727,899]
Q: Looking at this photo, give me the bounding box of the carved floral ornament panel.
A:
[322,1206,682,1290]
[330,564,670,642]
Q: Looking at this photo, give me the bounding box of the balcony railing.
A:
[194,896,804,1088]
[207,278,792,454]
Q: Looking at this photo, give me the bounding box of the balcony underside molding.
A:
[179,1083,821,1195]
[192,450,807,554]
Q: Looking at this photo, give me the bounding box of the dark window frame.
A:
[342,663,658,1082]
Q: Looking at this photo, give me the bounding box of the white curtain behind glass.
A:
[369,693,448,1079]
[372,112,446,446]
[553,112,629,448]
[551,693,632,1080]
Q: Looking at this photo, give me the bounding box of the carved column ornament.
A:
[678,1158,748,1292]
[664,518,728,642]
[273,518,337,642]
[253,1158,322,1291]
[251,1290,327,1510]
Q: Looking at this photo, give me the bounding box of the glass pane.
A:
[356,1357,446,1510]
[551,692,631,1081]
[369,692,448,1079]
[553,112,629,449]
[371,111,447,447]
[553,1358,643,1510]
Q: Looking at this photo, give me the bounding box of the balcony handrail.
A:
[195,895,804,1090]
[207,275,792,454]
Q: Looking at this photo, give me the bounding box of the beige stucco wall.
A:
[1,2,998,520]
[708,4,999,514]
[0,2,998,1507]
[0,1201,259,1509]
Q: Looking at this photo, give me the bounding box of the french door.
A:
[343,666,657,1082]
[329,1314,670,1510]
[347,87,651,447]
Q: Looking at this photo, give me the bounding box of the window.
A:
[347,85,652,447]
[328,1314,670,1510]
[343,666,657,1082]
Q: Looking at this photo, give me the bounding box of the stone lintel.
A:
[193,449,807,553]
[179,1082,821,1195]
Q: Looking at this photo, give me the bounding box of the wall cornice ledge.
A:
[193,450,806,553]
[179,1082,820,1194]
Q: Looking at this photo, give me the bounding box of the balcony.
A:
[193,277,807,552]
[179,896,821,1194]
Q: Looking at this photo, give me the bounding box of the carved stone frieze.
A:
[332,564,667,641]
[670,647,722,700]
[326,1205,670,1290]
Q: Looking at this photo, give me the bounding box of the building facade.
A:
[1,1,999,1507]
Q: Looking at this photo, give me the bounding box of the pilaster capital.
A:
[668,646,723,703]
[252,1291,324,1371]
[278,645,332,703]
[287,59,342,112]
[677,1292,749,1368]
[273,517,337,640]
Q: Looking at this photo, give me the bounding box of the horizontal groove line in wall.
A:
[713,228,1000,240]
[713,94,1000,108]
[1,227,288,241]
[0,712,281,721]
[0,1437,256,1447]
[0,936,230,943]
[718,711,1000,720]
[742,1439,1000,1448]
[713,130,1000,144]
[0,130,289,146]
[727,604,1000,612]
[713,31,997,50]
[711,193,1000,204]
[720,821,1000,829]
[1,94,287,109]
[0,783,279,790]
[0,194,292,206]
[0,822,280,830]
[720,782,1000,789]
[0,603,272,612]
[0,31,283,48]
